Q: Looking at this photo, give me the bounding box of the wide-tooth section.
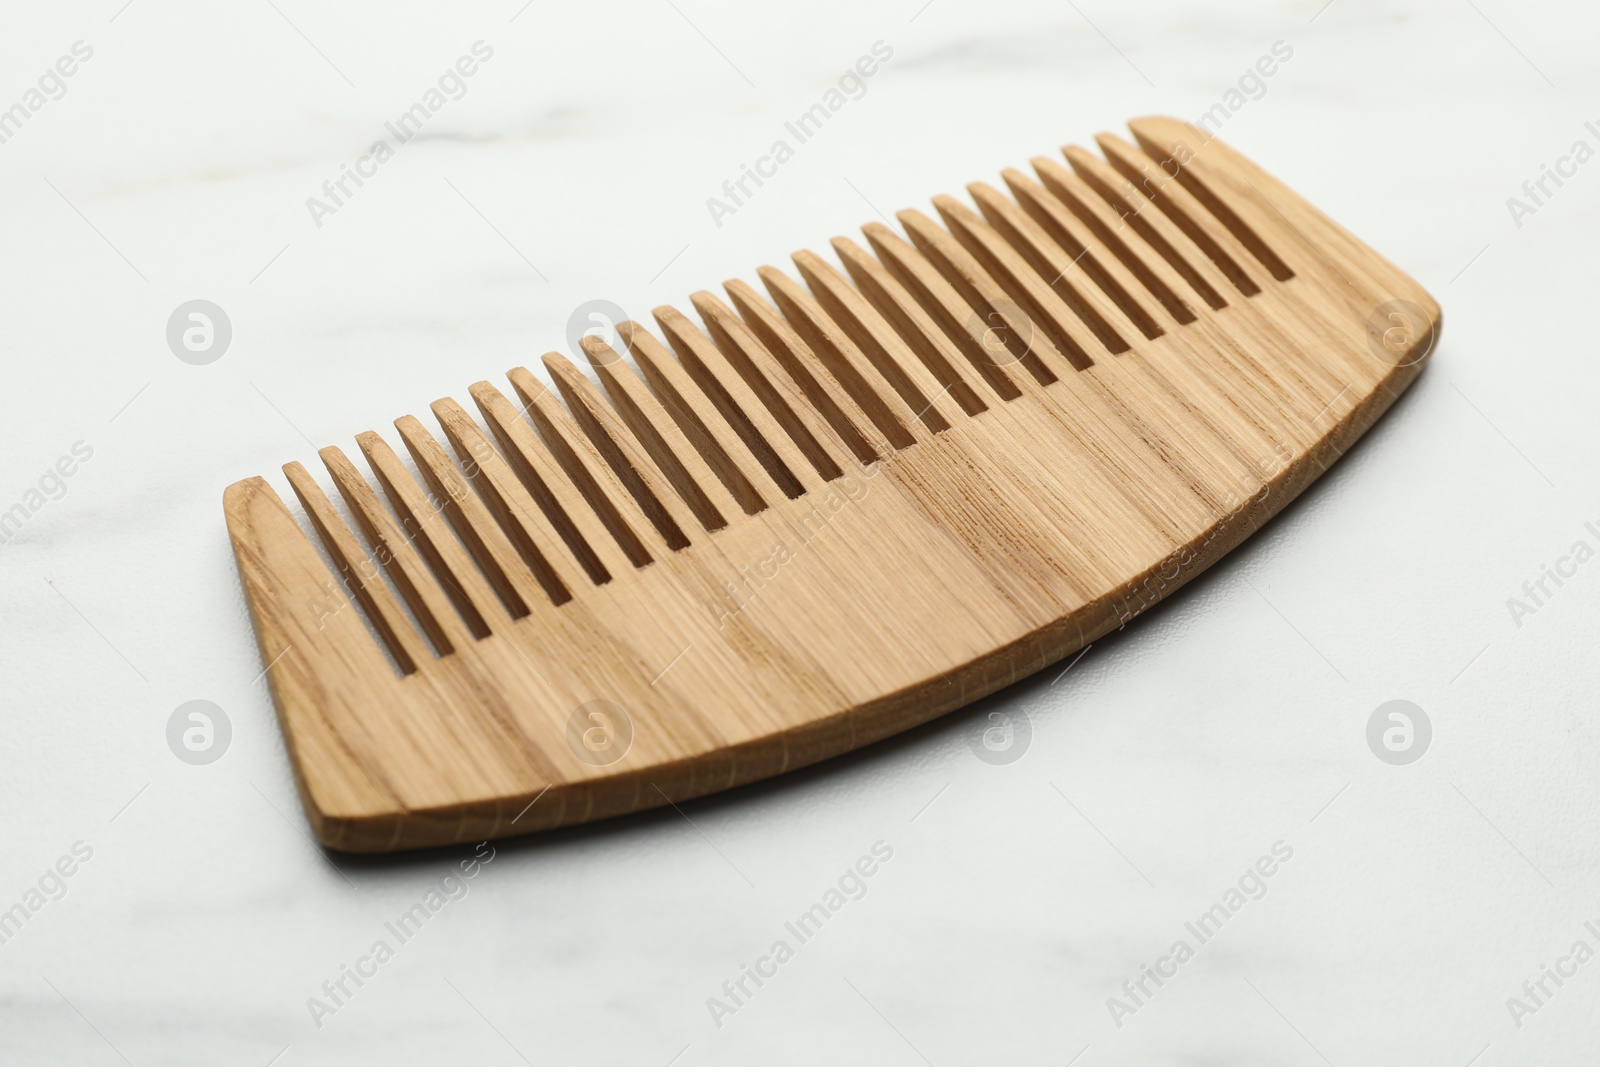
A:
[260,124,1305,669]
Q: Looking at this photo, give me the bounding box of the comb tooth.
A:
[618,321,784,511]
[971,179,1163,343]
[722,278,902,460]
[689,289,867,476]
[395,413,560,618]
[1091,136,1261,297]
[933,193,1128,360]
[469,379,632,583]
[1006,171,1329,441]
[1061,145,1232,311]
[224,476,428,828]
[862,220,1058,387]
[1010,162,1196,327]
[757,264,943,441]
[430,396,582,601]
[321,444,471,655]
[791,250,987,418]
[833,234,1024,404]
[507,366,658,567]
[890,211,1091,377]
[283,461,428,673]
[580,336,734,530]
[1127,120,1295,283]
[652,306,814,497]
[542,352,696,549]
[358,430,506,638]
[1081,139,1254,300]
[659,301,844,488]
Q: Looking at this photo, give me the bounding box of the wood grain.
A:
[224,117,1441,852]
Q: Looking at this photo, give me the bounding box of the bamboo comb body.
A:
[225,118,1439,852]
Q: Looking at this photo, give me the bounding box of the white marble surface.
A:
[3,0,1599,1063]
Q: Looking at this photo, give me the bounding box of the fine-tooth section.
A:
[580,335,734,532]
[971,178,1164,342]
[757,264,945,441]
[507,366,657,568]
[320,444,469,656]
[681,294,853,485]
[722,278,903,459]
[894,210,1093,375]
[1059,145,1231,311]
[430,396,580,603]
[934,192,1130,357]
[618,320,786,511]
[1128,122,1295,283]
[1094,133,1261,297]
[832,233,1017,399]
[654,305,815,497]
[469,379,628,584]
[357,431,501,640]
[1010,162,1195,327]
[283,460,427,674]
[543,352,695,550]
[395,413,543,619]
[791,249,987,418]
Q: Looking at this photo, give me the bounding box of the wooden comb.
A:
[225,117,1439,853]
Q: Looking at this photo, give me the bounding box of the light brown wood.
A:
[224,117,1440,853]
